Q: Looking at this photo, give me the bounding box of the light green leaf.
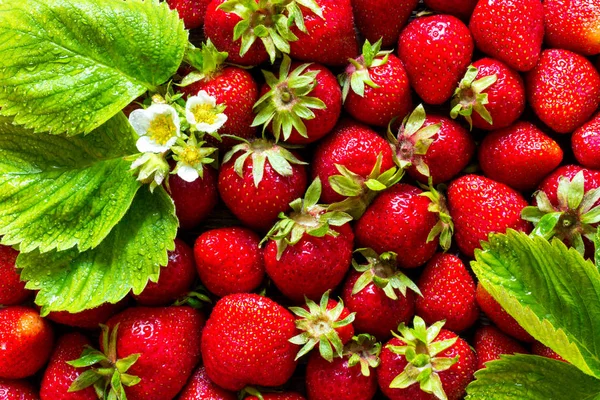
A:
[0,113,141,253]
[0,0,188,135]
[17,186,178,314]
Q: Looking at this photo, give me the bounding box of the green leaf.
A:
[0,0,188,135]
[466,354,600,400]
[0,113,140,253]
[472,230,600,378]
[17,186,178,314]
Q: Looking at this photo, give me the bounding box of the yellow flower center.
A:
[148,114,176,145]
[192,103,218,124]
[180,146,202,166]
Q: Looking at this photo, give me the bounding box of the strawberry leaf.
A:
[0,0,187,135]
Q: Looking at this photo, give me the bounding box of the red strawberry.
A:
[340,39,412,127]
[377,317,477,400]
[0,245,31,306]
[543,0,600,56]
[218,138,308,232]
[134,238,197,306]
[168,164,218,230]
[469,0,544,72]
[246,394,305,400]
[450,58,525,130]
[415,253,479,332]
[39,333,96,400]
[572,112,600,170]
[351,0,418,47]
[478,121,563,191]
[0,307,54,379]
[263,179,354,303]
[0,379,38,400]
[526,49,600,134]
[537,165,600,206]
[398,15,474,105]
[341,249,418,341]
[194,227,265,297]
[423,0,478,20]
[446,175,531,258]
[201,293,298,391]
[46,301,126,330]
[476,284,534,342]
[474,325,528,370]
[168,0,211,29]
[253,57,341,144]
[177,366,236,400]
[531,342,567,362]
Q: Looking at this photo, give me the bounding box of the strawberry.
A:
[423,0,478,20]
[536,165,600,206]
[469,0,544,72]
[0,379,38,400]
[446,174,531,258]
[0,307,54,379]
[253,56,341,144]
[478,121,563,191]
[263,178,354,303]
[572,112,600,170]
[46,300,126,330]
[305,334,380,400]
[218,138,308,232]
[377,317,477,400]
[415,253,479,332]
[0,245,31,306]
[351,0,418,47]
[194,227,265,297]
[526,48,600,134]
[168,0,211,29]
[474,325,528,370]
[531,342,566,362]
[134,238,197,306]
[341,249,419,341]
[543,0,600,56]
[398,14,474,105]
[476,283,534,343]
[245,393,305,400]
[40,333,96,400]
[178,366,236,400]
[201,293,298,391]
[339,39,412,128]
[450,58,525,130]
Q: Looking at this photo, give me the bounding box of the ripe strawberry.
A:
[0,307,54,379]
[478,121,563,191]
[168,0,211,29]
[0,245,31,306]
[536,165,600,206]
[415,253,479,332]
[305,334,380,400]
[531,342,566,362]
[469,0,544,72]
[134,238,197,306]
[451,58,525,130]
[0,379,38,400]
[263,179,354,303]
[253,57,342,144]
[446,175,531,258]
[351,0,418,47]
[572,112,600,170]
[194,227,265,297]
[526,49,600,134]
[543,0,600,56]
[168,164,218,230]
[46,300,126,330]
[178,366,236,400]
[218,138,308,232]
[201,293,298,391]
[398,14,473,105]
[378,317,477,400]
[423,0,478,20]
[476,284,534,342]
[339,39,412,128]
[40,333,96,400]
[474,325,528,370]
[341,249,418,341]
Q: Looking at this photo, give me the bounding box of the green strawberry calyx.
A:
[344,334,382,377]
[420,180,454,252]
[218,0,323,63]
[521,171,600,256]
[67,324,141,400]
[387,104,441,178]
[289,290,356,362]
[387,316,458,400]
[351,248,422,300]
[180,40,229,87]
[450,65,497,130]
[338,38,392,101]
[262,177,353,259]
[252,55,326,142]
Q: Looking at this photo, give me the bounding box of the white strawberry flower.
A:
[129,103,181,153]
[171,136,216,183]
[185,90,228,133]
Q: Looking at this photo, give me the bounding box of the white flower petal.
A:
[177,164,200,182]
[136,136,170,153]
[196,90,217,106]
[128,109,152,137]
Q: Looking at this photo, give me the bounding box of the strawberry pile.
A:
[1,0,599,399]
